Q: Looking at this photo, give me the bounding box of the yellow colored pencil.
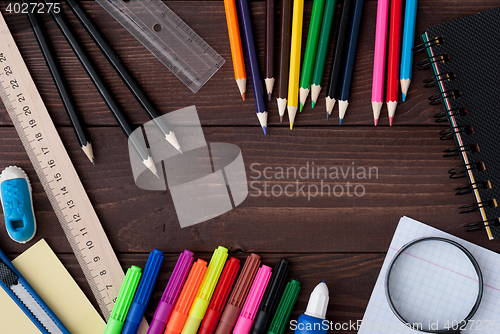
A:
[287,0,305,129]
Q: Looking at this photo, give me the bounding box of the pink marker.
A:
[233,266,272,334]
[371,0,390,126]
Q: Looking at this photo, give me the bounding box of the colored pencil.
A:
[238,0,268,134]
[386,0,403,126]
[23,1,94,164]
[277,0,293,121]
[325,0,353,118]
[298,0,325,112]
[265,0,275,101]
[400,0,418,102]
[224,0,247,101]
[287,0,305,129]
[338,0,365,123]
[371,0,390,126]
[310,0,337,108]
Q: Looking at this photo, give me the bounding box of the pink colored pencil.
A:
[371,0,390,126]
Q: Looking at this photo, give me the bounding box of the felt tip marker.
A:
[267,279,301,334]
[199,257,241,334]
[233,265,273,334]
[181,246,229,334]
[122,249,164,334]
[215,253,262,334]
[104,266,142,334]
[251,259,290,334]
[293,282,329,334]
[164,259,208,334]
[148,250,194,334]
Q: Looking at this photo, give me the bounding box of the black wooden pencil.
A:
[23,0,94,164]
[45,1,158,177]
[325,0,354,118]
[65,0,181,154]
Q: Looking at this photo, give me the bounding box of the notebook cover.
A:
[421,7,500,239]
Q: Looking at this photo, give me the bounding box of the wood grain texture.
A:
[0,1,498,332]
[0,127,497,255]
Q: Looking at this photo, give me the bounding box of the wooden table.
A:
[1,1,499,332]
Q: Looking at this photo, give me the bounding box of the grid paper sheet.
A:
[358,216,500,333]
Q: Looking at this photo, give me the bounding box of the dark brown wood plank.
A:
[4,251,384,333]
[0,126,496,255]
[1,1,498,127]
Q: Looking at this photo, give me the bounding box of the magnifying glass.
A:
[385,237,483,333]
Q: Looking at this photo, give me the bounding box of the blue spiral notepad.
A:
[358,216,500,333]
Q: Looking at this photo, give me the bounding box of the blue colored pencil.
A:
[338,0,364,124]
[400,0,418,102]
[237,0,268,135]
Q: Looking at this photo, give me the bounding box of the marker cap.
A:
[199,257,241,334]
[304,282,329,320]
[148,250,194,334]
[267,280,301,334]
[104,265,142,334]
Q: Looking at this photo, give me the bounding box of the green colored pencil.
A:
[299,0,326,112]
[310,0,337,108]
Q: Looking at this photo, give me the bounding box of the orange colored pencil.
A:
[224,0,247,101]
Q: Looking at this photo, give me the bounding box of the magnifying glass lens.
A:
[387,239,481,332]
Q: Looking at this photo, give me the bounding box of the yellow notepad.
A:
[0,239,106,333]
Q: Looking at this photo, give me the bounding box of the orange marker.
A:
[223,0,247,101]
[164,259,208,334]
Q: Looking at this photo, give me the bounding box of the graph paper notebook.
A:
[358,216,500,333]
[419,7,500,239]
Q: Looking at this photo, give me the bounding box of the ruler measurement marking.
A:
[0,13,124,322]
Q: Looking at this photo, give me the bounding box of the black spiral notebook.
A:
[420,7,500,240]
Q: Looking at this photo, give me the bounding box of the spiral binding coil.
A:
[424,72,456,88]
[464,218,500,232]
[448,162,485,179]
[434,108,467,123]
[416,54,450,70]
[418,36,500,234]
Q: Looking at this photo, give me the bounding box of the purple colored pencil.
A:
[147,250,194,334]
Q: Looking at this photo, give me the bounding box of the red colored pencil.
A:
[386,0,402,126]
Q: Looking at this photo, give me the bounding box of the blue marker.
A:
[400,0,418,101]
[294,282,329,334]
[122,249,164,334]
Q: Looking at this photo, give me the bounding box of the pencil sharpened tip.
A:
[389,117,393,126]
[262,126,267,135]
[311,101,315,108]
[242,93,246,101]
[326,112,330,120]
[289,123,293,130]
[299,103,303,112]
[374,118,378,126]
[177,148,183,154]
[402,93,406,102]
[339,118,342,125]
[268,93,272,101]
[280,116,283,122]
[91,159,95,165]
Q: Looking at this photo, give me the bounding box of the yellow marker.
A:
[287,0,305,129]
[181,246,229,334]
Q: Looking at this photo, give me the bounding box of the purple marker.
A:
[147,250,194,334]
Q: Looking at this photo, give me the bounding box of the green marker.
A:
[310,0,337,108]
[104,266,142,334]
[299,0,326,112]
[267,279,301,334]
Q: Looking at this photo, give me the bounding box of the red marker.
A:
[386,0,403,126]
[199,258,241,334]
